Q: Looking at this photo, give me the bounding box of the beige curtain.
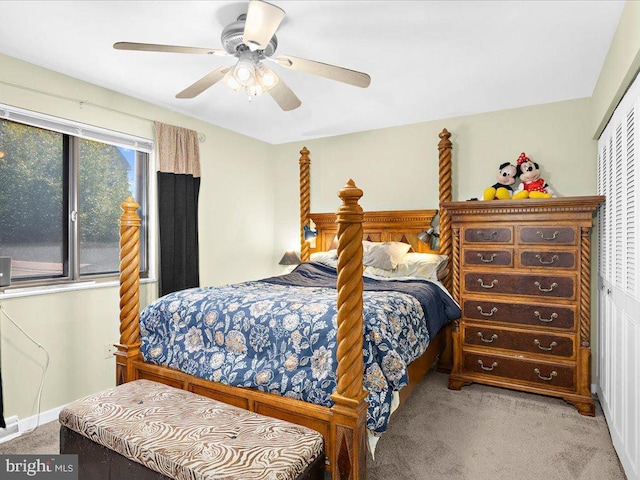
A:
[155,122,201,176]
[154,122,201,296]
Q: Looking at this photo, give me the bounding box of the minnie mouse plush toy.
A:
[512,152,555,199]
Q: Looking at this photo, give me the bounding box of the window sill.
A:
[0,277,157,299]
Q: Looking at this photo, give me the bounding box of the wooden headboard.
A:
[309,209,440,255]
[299,128,453,291]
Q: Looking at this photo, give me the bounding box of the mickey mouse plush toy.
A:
[512,152,554,199]
[483,162,518,200]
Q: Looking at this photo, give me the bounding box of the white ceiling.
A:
[0,1,626,145]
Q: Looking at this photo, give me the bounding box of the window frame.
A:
[0,103,155,292]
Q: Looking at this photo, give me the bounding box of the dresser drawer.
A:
[464,272,575,299]
[463,249,513,267]
[518,226,576,245]
[463,324,574,358]
[462,352,575,390]
[462,299,576,330]
[519,250,575,269]
[463,227,512,244]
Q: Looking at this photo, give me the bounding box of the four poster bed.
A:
[116,128,458,480]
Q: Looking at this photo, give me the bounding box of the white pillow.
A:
[364,252,448,281]
[310,250,338,268]
[362,241,411,270]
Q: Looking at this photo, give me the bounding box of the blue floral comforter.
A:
[140,262,460,435]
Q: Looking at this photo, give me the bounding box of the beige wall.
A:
[0,53,274,421]
[271,98,596,254]
[591,0,640,139]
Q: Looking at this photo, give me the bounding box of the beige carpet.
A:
[0,420,59,455]
[367,372,625,480]
[0,372,626,479]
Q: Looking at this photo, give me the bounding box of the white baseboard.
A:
[0,415,20,442]
[0,404,65,445]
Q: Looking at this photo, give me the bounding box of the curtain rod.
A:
[0,78,207,143]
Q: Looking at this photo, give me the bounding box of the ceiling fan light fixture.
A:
[226,57,278,97]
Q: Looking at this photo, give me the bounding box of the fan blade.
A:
[114,42,227,56]
[242,0,285,51]
[176,67,231,99]
[268,76,301,111]
[275,54,371,88]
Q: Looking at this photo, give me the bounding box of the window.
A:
[0,106,152,286]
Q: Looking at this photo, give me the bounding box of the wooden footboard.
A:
[116,129,454,480]
[119,323,445,480]
[116,181,369,479]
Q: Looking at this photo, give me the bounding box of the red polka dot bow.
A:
[517,152,529,165]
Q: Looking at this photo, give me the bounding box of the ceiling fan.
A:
[113,0,371,111]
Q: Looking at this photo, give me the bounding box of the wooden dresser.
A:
[443,196,604,415]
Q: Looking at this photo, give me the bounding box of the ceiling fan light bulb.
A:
[262,72,276,87]
[255,63,278,91]
[233,58,256,86]
[236,67,251,82]
[235,66,252,83]
[222,70,243,92]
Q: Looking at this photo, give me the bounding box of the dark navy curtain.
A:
[157,172,200,296]
[154,122,201,297]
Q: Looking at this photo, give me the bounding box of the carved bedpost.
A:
[115,196,142,385]
[449,226,462,375]
[330,180,367,480]
[437,129,454,372]
[438,128,453,292]
[299,147,311,261]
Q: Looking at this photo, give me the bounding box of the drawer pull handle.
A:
[536,230,560,241]
[477,253,497,263]
[478,278,498,289]
[534,339,558,351]
[534,368,557,381]
[535,254,559,265]
[477,306,498,317]
[476,230,498,240]
[534,311,558,323]
[478,360,498,371]
[534,281,558,292]
[477,332,498,343]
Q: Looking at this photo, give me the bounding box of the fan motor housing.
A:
[221,14,278,57]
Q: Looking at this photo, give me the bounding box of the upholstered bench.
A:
[59,379,325,480]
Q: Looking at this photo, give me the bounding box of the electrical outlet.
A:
[103,344,117,359]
